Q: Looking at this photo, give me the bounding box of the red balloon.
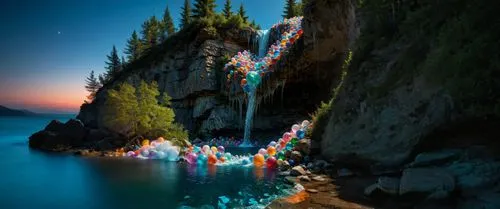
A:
[266,157,277,169]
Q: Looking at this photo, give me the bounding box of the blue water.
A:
[0,116,291,209]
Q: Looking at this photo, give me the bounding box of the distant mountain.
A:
[0,105,36,116]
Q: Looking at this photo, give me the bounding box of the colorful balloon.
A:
[258,148,267,155]
[301,120,310,128]
[283,132,292,142]
[208,154,217,165]
[185,153,198,164]
[291,124,301,133]
[217,146,225,153]
[296,130,305,139]
[267,146,276,156]
[254,154,265,167]
[266,157,277,169]
[202,145,210,153]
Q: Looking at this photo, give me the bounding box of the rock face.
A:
[399,168,455,198]
[76,24,345,137]
[319,0,500,167]
[78,37,245,136]
[29,119,88,151]
[303,0,359,61]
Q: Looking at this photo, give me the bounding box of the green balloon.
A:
[246,71,261,86]
[290,138,299,146]
[277,151,285,160]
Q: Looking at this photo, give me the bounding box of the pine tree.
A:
[121,56,126,69]
[85,70,100,101]
[238,3,248,23]
[192,0,216,19]
[283,0,296,19]
[180,0,192,28]
[124,30,141,62]
[222,0,232,19]
[161,6,176,39]
[250,19,261,30]
[98,74,106,86]
[103,46,121,83]
[141,16,161,50]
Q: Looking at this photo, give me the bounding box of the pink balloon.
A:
[282,132,292,142]
[185,153,198,164]
[291,124,301,133]
[258,148,267,155]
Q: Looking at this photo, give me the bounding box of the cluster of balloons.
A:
[224,17,304,92]
[253,120,311,169]
[125,137,180,161]
[183,144,253,166]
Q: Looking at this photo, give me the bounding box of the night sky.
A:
[0,0,285,113]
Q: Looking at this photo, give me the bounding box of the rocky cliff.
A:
[318,0,500,167]
[76,4,359,139]
[78,27,250,137]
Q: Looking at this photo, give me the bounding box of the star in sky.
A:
[57,31,61,35]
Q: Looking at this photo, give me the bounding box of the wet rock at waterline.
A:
[29,119,122,152]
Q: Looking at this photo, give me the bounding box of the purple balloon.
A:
[217,146,225,153]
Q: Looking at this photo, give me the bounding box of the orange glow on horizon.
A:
[0,87,86,113]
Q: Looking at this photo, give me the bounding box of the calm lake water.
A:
[0,115,292,209]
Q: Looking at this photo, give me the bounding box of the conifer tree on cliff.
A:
[238,3,248,23]
[161,6,176,39]
[222,0,232,19]
[283,0,296,19]
[180,0,192,28]
[124,30,141,62]
[121,56,126,69]
[103,45,121,83]
[141,16,161,50]
[192,0,216,19]
[85,70,100,101]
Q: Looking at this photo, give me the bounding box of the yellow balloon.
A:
[141,139,150,146]
[211,146,218,153]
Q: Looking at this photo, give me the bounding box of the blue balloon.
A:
[197,154,207,164]
[216,152,222,159]
[296,130,305,139]
[288,159,295,166]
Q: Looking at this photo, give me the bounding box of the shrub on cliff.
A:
[103,81,188,145]
[311,51,351,141]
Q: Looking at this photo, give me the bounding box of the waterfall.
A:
[257,30,270,58]
[239,29,270,147]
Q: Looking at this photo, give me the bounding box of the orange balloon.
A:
[267,146,276,156]
[254,153,265,167]
[208,154,217,165]
[241,79,247,86]
[219,157,226,163]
